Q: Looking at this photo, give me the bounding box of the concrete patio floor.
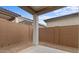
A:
[19,45,68,53]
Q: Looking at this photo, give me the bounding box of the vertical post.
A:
[33,14,39,46]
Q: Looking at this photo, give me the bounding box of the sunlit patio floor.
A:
[19,45,68,53]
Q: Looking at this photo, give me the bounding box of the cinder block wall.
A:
[0,18,33,50]
[39,25,79,52]
[39,14,79,52]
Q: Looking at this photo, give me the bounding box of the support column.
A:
[33,14,39,46]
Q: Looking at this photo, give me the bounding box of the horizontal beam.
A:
[36,6,64,15]
[19,6,36,15]
[19,6,64,15]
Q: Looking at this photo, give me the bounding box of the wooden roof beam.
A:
[20,6,36,15]
[19,6,64,15]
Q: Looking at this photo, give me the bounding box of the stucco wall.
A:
[47,14,79,27]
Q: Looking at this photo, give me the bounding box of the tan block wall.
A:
[39,25,78,48]
[0,18,33,49]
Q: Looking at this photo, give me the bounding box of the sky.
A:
[0,6,33,19]
[0,6,79,25]
[39,6,79,20]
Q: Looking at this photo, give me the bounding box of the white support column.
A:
[33,14,39,46]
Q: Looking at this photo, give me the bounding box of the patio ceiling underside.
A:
[19,6,64,15]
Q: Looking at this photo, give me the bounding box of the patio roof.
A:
[19,6,64,15]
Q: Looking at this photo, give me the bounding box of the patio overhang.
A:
[19,6,64,15]
[19,6,65,46]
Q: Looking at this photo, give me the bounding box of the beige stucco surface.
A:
[47,14,79,27]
